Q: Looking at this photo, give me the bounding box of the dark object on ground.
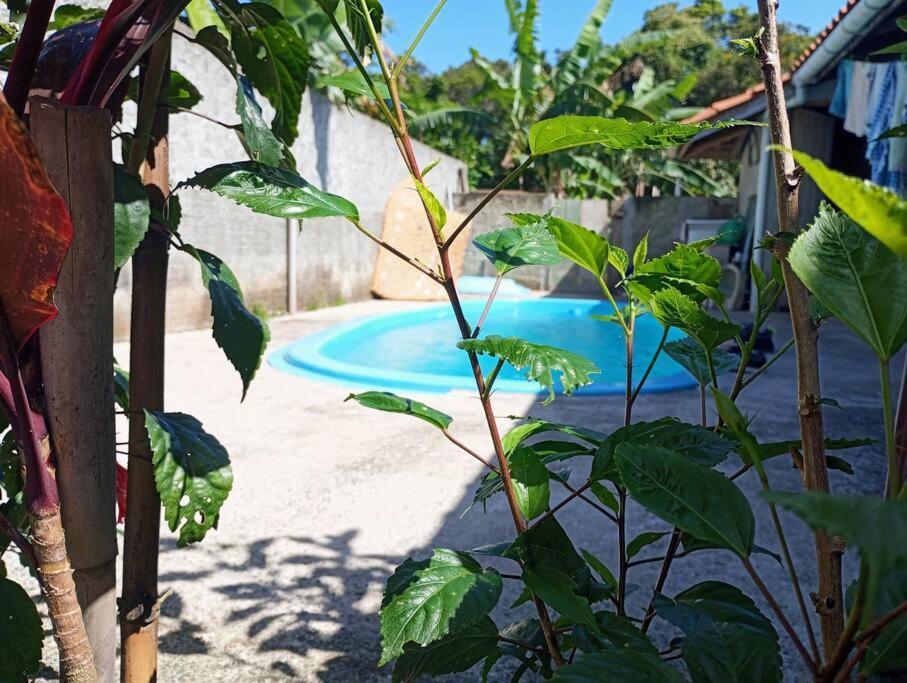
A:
[728,323,775,368]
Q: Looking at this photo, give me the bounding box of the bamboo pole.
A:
[31,97,118,683]
[119,33,171,683]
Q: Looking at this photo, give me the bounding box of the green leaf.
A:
[413,179,446,234]
[458,336,598,405]
[665,338,739,386]
[653,581,781,683]
[789,204,907,360]
[626,531,669,559]
[633,232,649,270]
[512,213,609,277]
[113,364,130,411]
[473,221,562,276]
[877,124,907,140]
[501,418,605,453]
[392,616,498,682]
[748,437,873,464]
[344,391,452,430]
[580,548,616,587]
[552,650,684,682]
[49,4,105,29]
[616,444,754,557]
[235,78,283,167]
[861,571,907,675]
[145,410,233,546]
[648,287,741,350]
[632,243,724,303]
[161,70,202,109]
[508,445,550,519]
[572,611,658,656]
[762,492,907,619]
[220,0,310,145]
[778,148,907,260]
[177,161,359,220]
[504,516,585,573]
[379,549,503,665]
[113,164,150,269]
[186,0,230,38]
[319,69,390,100]
[529,116,757,156]
[588,482,619,513]
[184,246,269,399]
[0,578,42,682]
[523,566,598,631]
[591,417,734,481]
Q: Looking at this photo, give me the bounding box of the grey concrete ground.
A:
[18,300,897,681]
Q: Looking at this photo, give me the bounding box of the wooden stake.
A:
[31,98,117,683]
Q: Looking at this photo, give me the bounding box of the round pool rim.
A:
[268,298,698,397]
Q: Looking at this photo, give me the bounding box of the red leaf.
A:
[0,91,73,352]
[116,463,128,524]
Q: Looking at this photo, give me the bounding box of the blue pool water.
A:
[269,298,697,397]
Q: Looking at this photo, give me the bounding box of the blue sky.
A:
[379,0,843,72]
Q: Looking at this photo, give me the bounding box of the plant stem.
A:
[0,312,97,682]
[348,218,443,282]
[473,275,503,338]
[757,0,842,652]
[736,335,794,395]
[628,326,668,407]
[482,359,506,400]
[880,358,900,498]
[823,569,866,680]
[530,482,592,528]
[126,37,171,175]
[700,385,707,427]
[444,157,534,248]
[381,64,565,664]
[392,0,448,77]
[0,512,36,566]
[2,0,56,116]
[641,530,681,633]
[742,556,817,673]
[441,430,498,473]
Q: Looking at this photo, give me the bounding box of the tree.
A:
[638,0,814,106]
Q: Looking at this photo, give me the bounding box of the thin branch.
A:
[481,359,506,401]
[641,530,681,632]
[528,482,592,529]
[392,0,448,77]
[628,326,669,406]
[473,275,503,338]
[738,337,795,393]
[742,556,817,674]
[628,550,690,568]
[348,218,443,283]
[441,430,499,473]
[443,158,534,249]
[170,106,236,130]
[0,512,36,567]
[560,481,618,523]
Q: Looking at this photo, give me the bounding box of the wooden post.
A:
[30,98,117,683]
[119,33,171,683]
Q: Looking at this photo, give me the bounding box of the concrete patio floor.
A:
[20,299,898,681]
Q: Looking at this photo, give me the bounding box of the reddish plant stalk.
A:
[0,311,97,682]
[756,0,843,655]
[2,0,56,116]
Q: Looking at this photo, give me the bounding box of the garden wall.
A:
[111,38,468,339]
[453,191,609,294]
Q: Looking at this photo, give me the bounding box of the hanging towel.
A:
[830,59,853,119]
[845,61,873,136]
[866,63,898,186]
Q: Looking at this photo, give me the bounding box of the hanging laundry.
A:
[866,62,898,186]
[829,59,853,119]
[887,62,907,194]
[845,61,873,136]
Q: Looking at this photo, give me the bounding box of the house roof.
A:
[684,0,862,124]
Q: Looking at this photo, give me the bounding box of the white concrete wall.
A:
[108,36,467,337]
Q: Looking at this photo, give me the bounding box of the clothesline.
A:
[829,58,907,195]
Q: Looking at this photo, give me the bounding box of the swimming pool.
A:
[269,298,697,397]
